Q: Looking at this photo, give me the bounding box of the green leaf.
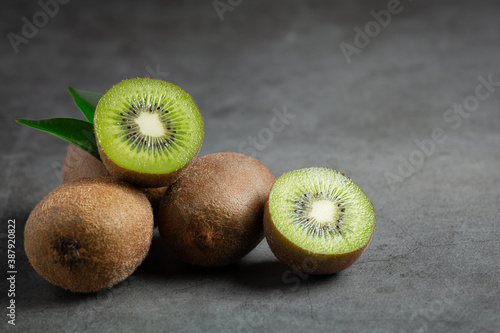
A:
[16,118,101,161]
[68,87,102,123]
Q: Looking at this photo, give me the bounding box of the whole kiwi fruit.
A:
[94,78,204,188]
[264,167,375,274]
[24,177,154,292]
[62,143,111,182]
[157,152,276,267]
[62,144,167,213]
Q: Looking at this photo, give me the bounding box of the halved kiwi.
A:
[94,78,204,188]
[157,152,276,267]
[264,167,375,274]
[24,177,154,292]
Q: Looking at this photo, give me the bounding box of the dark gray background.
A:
[1,0,499,332]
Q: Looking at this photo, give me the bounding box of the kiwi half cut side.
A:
[94,78,204,188]
[264,167,375,274]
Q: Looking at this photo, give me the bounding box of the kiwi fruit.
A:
[264,167,375,274]
[62,144,167,213]
[94,78,204,188]
[157,152,276,267]
[141,187,169,215]
[24,177,154,292]
[62,143,111,182]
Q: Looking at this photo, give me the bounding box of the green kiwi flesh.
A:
[157,152,276,267]
[24,177,154,292]
[94,78,204,187]
[264,167,375,274]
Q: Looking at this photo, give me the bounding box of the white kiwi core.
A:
[135,113,165,137]
[310,200,339,225]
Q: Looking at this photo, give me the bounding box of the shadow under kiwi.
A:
[136,231,341,291]
[224,257,341,292]
[136,230,240,279]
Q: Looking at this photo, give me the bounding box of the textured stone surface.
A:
[1,0,499,332]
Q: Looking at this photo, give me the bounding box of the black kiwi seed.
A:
[290,190,348,238]
[115,97,184,153]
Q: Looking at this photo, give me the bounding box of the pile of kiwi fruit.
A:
[22,78,375,293]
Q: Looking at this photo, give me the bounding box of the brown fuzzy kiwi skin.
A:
[141,187,168,215]
[157,152,276,267]
[62,144,167,213]
[97,141,200,188]
[24,177,154,293]
[62,144,111,183]
[264,201,374,274]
